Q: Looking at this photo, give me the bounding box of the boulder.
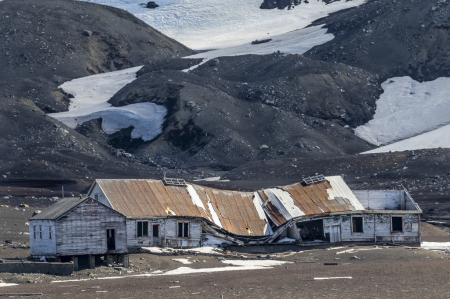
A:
[146,1,159,8]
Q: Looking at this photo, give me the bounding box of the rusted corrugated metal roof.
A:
[95,179,268,236]
[94,176,364,236]
[96,179,204,218]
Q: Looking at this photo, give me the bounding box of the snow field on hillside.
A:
[50,66,167,141]
[184,25,333,71]
[79,0,366,49]
[355,76,450,149]
[362,124,450,154]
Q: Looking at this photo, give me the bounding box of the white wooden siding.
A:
[165,219,201,248]
[323,213,419,243]
[55,199,127,256]
[29,220,56,257]
[353,190,405,210]
[126,219,165,249]
[88,183,112,208]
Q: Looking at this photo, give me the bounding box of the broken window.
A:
[352,216,363,233]
[178,222,189,238]
[49,227,52,240]
[391,216,404,233]
[94,194,99,200]
[137,221,149,237]
[39,225,42,239]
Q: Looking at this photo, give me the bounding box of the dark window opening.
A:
[352,217,363,233]
[178,222,189,238]
[137,221,149,237]
[296,219,325,242]
[392,216,403,233]
[107,229,116,250]
[49,227,52,240]
[153,225,159,237]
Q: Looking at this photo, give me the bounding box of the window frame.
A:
[33,225,36,240]
[351,215,364,234]
[177,221,190,238]
[391,215,404,234]
[39,225,42,239]
[136,221,149,238]
[49,226,52,240]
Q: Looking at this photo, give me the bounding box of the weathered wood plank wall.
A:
[55,199,127,255]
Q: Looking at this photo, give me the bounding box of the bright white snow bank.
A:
[184,25,334,71]
[0,283,19,287]
[49,66,167,141]
[421,242,450,250]
[355,76,450,147]
[52,259,291,283]
[362,124,450,154]
[78,0,365,50]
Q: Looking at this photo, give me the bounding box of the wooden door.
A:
[329,225,341,243]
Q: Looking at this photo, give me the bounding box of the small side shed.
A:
[29,197,128,268]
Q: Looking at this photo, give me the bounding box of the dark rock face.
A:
[306,0,450,81]
[107,53,378,168]
[0,0,195,113]
[260,0,340,10]
[146,1,159,9]
[0,0,196,180]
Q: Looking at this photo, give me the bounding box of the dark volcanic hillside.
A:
[0,0,194,112]
[104,54,379,169]
[0,0,194,182]
[306,0,450,81]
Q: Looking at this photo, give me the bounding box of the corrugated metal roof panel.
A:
[31,197,88,220]
[94,176,365,237]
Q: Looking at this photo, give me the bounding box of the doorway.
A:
[107,229,116,250]
[153,224,160,245]
[329,225,341,243]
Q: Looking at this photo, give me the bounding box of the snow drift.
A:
[78,0,366,50]
[50,66,167,141]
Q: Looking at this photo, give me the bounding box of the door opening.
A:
[107,229,116,251]
[153,225,159,245]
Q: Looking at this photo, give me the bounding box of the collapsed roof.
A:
[92,176,367,237]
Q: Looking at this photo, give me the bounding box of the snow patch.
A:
[52,260,291,283]
[221,260,292,267]
[186,184,208,212]
[77,0,365,50]
[277,237,296,243]
[0,283,19,287]
[355,76,450,146]
[172,258,193,264]
[184,25,334,71]
[49,66,167,141]
[362,124,450,154]
[207,200,223,228]
[421,242,450,250]
[202,235,233,248]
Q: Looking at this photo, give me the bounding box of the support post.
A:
[72,256,79,271]
[123,255,129,268]
[106,254,113,267]
[88,255,95,269]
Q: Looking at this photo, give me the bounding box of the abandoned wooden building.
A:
[87,176,422,248]
[30,175,422,262]
[29,197,129,269]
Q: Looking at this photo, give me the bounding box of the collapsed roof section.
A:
[92,176,366,239]
[256,176,365,226]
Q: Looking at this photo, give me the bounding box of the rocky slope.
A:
[306,0,450,81]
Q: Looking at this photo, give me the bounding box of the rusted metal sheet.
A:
[280,180,358,217]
